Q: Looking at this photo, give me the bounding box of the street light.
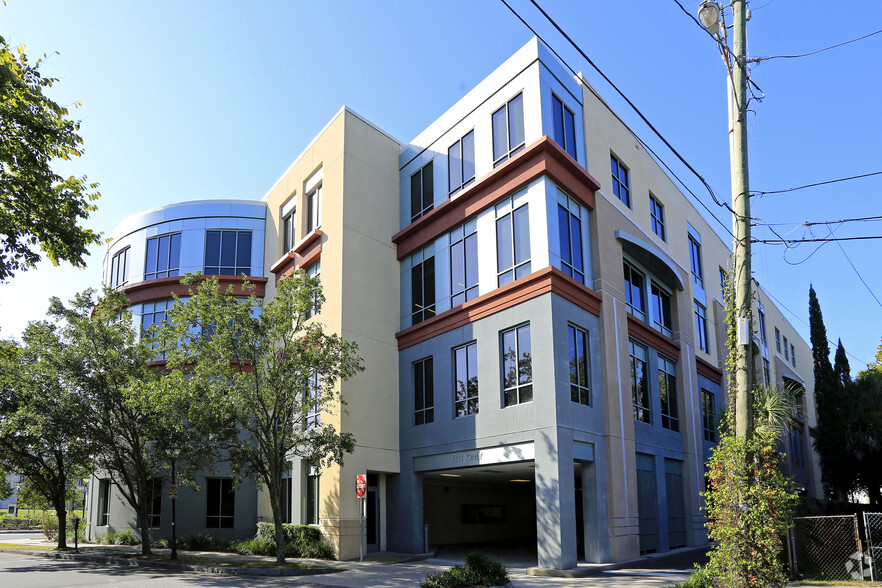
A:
[698,0,721,35]
[168,448,181,560]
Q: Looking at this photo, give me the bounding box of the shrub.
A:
[65,516,86,542]
[153,538,169,549]
[421,552,509,588]
[40,513,59,541]
[176,534,232,552]
[232,536,281,556]
[669,565,715,588]
[253,522,334,559]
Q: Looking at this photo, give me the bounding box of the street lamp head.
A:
[698,0,722,34]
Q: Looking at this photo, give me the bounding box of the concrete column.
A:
[535,430,577,569]
[386,467,424,554]
[580,460,610,562]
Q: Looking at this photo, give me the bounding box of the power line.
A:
[525,0,736,215]
[754,214,882,227]
[755,170,882,195]
[751,28,882,62]
[832,232,882,311]
[497,0,735,238]
[754,235,882,244]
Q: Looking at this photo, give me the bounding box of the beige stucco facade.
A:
[260,107,401,559]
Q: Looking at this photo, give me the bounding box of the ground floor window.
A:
[97,479,111,526]
[306,464,319,525]
[281,471,293,524]
[205,478,235,528]
[665,459,686,549]
[148,477,162,528]
[635,453,658,554]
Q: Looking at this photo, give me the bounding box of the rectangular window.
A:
[454,342,479,417]
[610,154,630,207]
[144,233,182,281]
[448,130,475,195]
[109,247,130,287]
[758,309,767,348]
[496,200,531,287]
[568,325,590,405]
[148,478,162,528]
[650,282,673,338]
[688,235,703,289]
[306,372,321,428]
[281,473,293,524]
[695,302,709,353]
[450,223,478,307]
[204,230,252,276]
[305,463,319,525]
[205,478,235,529]
[790,425,805,468]
[784,336,789,360]
[492,93,525,167]
[702,388,716,442]
[557,198,584,284]
[502,323,532,407]
[659,356,679,431]
[665,459,687,549]
[635,453,658,555]
[763,358,771,384]
[97,479,111,526]
[791,344,796,367]
[282,208,296,253]
[411,252,436,325]
[775,328,781,352]
[141,299,174,360]
[649,195,665,241]
[623,262,646,322]
[630,340,650,423]
[306,261,321,319]
[414,357,434,425]
[551,93,577,159]
[719,266,726,289]
[410,162,434,222]
[306,184,322,233]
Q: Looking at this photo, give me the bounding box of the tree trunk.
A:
[138,506,151,556]
[269,475,286,565]
[55,504,68,550]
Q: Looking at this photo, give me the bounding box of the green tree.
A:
[809,285,850,499]
[49,288,216,555]
[0,467,12,502]
[0,35,101,281]
[163,273,363,565]
[0,323,95,549]
[851,361,882,504]
[834,339,851,389]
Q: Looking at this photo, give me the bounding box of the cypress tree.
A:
[834,339,851,389]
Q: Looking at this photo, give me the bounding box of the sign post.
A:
[355,474,367,563]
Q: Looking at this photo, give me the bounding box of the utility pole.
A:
[699,0,754,438]
[730,0,753,439]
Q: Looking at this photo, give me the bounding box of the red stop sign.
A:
[356,474,367,498]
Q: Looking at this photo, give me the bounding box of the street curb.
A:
[5,548,342,577]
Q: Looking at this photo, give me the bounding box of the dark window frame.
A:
[611,154,631,207]
[448,130,476,195]
[551,93,577,159]
[492,93,526,167]
[109,246,130,287]
[144,232,182,281]
[411,251,436,325]
[450,224,479,307]
[496,201,531,287]
[205,477,235,529]
[568,324,591,406]
[204,229,252,276]
[410,162,434,222]
[501,323,532,407]
[414,356,434,425]
[557,198,584,284]
[630,339,651,423]
[658,355,679,432]
[454,342,479,417]
[649,194,666,241]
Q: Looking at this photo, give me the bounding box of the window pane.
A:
[424,257,435,318]
[448,141,462,192]
[422,162,433,210]
[220,231,237,268]
[558,205,571,267]
[411,172,422,220]
[570,213,583,273]
[564,107,576,158]
[157,235,169,273]
[508,94,524,149]
[169,233,181,273]
[411,263,424,321]
[503,329,516,388]
[517,325,531,384]
[496,215,512,272]
[414,361,424,410]
[236,232,251,271]
[492,106,507,162]
[424,358,434,409]
[454,346,467,403]
[464,232,478,286]
[462,131,475,183]
[451,239,464,301]
[205,231,220,268]
[552,95,564,147]
[513,205,530,264]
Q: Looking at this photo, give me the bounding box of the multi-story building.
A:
[88,38,821,570]
[86,200,267,541]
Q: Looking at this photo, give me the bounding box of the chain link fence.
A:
[788,514,871,582]
[864,512,882,582]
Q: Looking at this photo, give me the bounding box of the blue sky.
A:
[2,0,880,372]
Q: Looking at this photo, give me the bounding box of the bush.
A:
[669,565,715,588]
[176,534,232,552]
[252,522,334,559]
[421,552,509,588]
[65,516,86,542]
[97,530,140,545]
[232,536,281,556]
[40,513,58,541]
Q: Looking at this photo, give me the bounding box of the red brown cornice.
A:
[271,229,323,281]
[696,356,724,383]
[626,314,681,360]
[392,136,601,260]
[396,266,602,350]
[122,275,267,306]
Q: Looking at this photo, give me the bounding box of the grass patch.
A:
[0,543,59,551]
